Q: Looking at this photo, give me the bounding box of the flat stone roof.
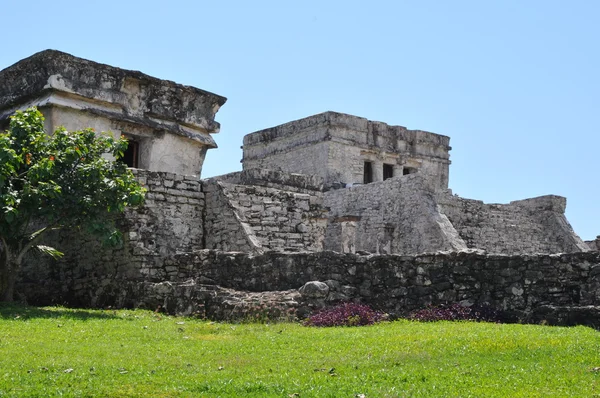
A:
[243,111,450,149]
[0,50,227,144]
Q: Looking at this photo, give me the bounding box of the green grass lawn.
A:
[0,304,598,397]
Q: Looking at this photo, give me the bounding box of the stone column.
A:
[373,160,384,182]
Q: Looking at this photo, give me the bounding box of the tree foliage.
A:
[0,108,145,301]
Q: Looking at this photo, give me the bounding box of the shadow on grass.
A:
[0,303,124,321]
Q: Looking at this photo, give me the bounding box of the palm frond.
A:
[35,245,64,259]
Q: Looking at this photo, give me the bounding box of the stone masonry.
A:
[0,50,226,176]
[1,50,598,326]
[324,174,466,255]
[242,111,451,191]
[437,193,590,255]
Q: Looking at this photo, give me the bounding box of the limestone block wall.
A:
[242,112,451,190]
[323,174,467,255]
[130,169,205,261]
[215,168,324,194]
[243,142,333,185]
[204,171,328,251]
[437,193,589,254]
[19,169,205,305]
[202,180,260,252]
[242,112,331,166]
[586,237,600,251]
[164,250,600,318]
[20,245,600,319]
[223,184,327,251]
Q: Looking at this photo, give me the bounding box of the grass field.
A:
[0,304,599,397]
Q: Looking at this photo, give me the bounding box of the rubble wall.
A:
[19,169,205,305]
[202,180,259,252]
[20,247,600,320]
[437,193,589,255]
[586,237,600,251]
[207,170,328,252]
[215,168,324,194]
[170,250,600,317]
[323,174,467,255]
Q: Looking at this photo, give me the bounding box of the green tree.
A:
[0,108,145,301]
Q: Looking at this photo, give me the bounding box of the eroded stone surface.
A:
[324,174,467,255]
[437,192,590,255]
[19,247,600,325]
[0,50,226,176]
[299,281,330,298]
[242,111,451,191]
[4,50,597,326]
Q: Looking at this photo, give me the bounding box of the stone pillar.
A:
[341,222,357,254]
[373,160,384,182]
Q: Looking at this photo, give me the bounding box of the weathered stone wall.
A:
[21,247,600,322]
[215,168,324,194]
[586,237,600,251]
[0,50,226,176]
[204,170,328,252]
[243,142,333,187]
[202,180,260,252]
[166,250,600,318]
[437,193,589,255]
[242,111,451,190]
[242,113,331,178]
[19,169,205,305]
[323,174,467,255]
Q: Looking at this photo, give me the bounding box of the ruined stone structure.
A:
[2,50,599,326]
[242,111,451,191]
[0,50,226,176]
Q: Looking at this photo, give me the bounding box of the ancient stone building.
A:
[0,50,226,176]
[2,50,599,325]
[241,114,589,256]
[242,111,451,191]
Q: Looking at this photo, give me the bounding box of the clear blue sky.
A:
[1,1,598,240]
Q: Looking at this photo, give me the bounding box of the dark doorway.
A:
[122,138,139,168]
[383,164,394,180]
[363,161,373,184]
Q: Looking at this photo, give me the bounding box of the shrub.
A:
[304,303,386,327]
[407,303,500,323]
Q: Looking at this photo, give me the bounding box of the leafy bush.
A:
[0,108,145,302]
[407,303,500,323]
[304,303,386,327]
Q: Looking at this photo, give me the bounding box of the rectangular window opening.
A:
[363,161,373,184]
[383,164,394,180]
[122,137,139,168]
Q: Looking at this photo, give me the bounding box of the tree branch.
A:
[16,227,51,264]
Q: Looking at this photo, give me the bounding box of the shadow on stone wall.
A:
[18,248,600,327]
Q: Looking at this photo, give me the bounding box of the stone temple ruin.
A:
[2,50,600,325]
